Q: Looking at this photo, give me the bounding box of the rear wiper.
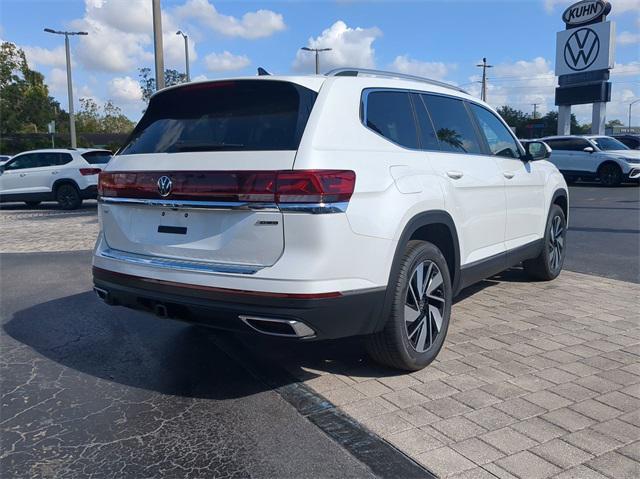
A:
[173,142,246,152]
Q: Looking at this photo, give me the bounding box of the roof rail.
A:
[326,68,468,94]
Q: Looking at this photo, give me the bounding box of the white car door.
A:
[417,94,507,265]
[0,153,41,195]
[26,152,68,193]
[468,103,546,250]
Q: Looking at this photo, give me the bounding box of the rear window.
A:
[119,80,317,155]
[82,151,112,164]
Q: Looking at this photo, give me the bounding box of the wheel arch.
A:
[373,210,461,332]
[551,188,568,223]
[52,178,80,193]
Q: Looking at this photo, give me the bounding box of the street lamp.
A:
[300,47,332,74]
[176,30,190,82]
[44,28,88,149]
[629,99,640,130]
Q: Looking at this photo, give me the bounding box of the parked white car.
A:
[92,69,568,370]
[0,155,11,166]
[542,135,640,186]
[0,148,112,209]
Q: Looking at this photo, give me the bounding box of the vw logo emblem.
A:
[564,27,600,71]
[157,176,173,197]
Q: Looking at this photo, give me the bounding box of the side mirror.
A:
[523,141,552,161]
[583,146,595,153]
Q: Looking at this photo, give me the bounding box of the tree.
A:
[76,98,135,134]
[0,41,64,136]
[606,119,624,128]
[138,67,187,105]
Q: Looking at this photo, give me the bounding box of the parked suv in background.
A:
[543,135,640,186]
[92,69,568,370]
[0,148,112,209]
[612,134,640,150]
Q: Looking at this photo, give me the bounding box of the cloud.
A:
[175,0,285,39]
[22,45,66,69]
[390,55,456,81]
[544,0,640,13]
[47,68,69,95]
[617,31,640,46]
[293,20,382,73]
[108,76,142,103]
[204,51,250,72]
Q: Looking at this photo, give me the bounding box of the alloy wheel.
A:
[404,260,446,353]
[548,215,565,271]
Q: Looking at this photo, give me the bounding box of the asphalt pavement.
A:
[0,251,379,478]
[565,183,639,283]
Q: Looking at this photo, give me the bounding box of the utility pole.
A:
[176,30,190,82]
[532,103,539,120]
[476,57,493,102]
[300,47,332,74]
[44,28,88,148]
[152,0,165,90]
[629,99,640,130]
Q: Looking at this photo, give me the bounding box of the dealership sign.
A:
[555,21,614,76]
[562,0,610,27]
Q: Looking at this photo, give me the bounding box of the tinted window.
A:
[82,151,112,164]
[411,94,440,150]
[421,95,482,154]
[4,153,40,170]
[545,138,590,151]
[120,80,317,154]
[590,137,629,151]
[470,104,522,158]
[365,90,418,149]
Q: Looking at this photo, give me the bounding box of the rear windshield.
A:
[119,80,318,155]
[82,151,112,164]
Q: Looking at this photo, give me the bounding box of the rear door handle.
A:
[52,171,58,175]
[503,171,515,179]
[19,173,26,177]
[446,170,464,180]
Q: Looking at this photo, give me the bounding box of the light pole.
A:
[44,28,87,149]
[176,30,190,82]
[629,99,640,130]
[300,47,332,74]
[152,0,165,90]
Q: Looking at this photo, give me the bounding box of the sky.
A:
[1,0,639,125]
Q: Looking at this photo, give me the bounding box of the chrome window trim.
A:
[97,247,263,275]
[99,196,348,214]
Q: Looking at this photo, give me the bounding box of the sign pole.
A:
[592,102,606,134]
[558,105,572,135]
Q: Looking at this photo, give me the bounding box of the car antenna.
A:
[257,67,271,76]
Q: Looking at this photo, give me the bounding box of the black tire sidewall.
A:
[389,241,452,370]
[56,184,81,210]
[599,163,622,187]
[541,205,567,278]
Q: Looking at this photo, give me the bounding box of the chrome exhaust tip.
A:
[239,315,316,338]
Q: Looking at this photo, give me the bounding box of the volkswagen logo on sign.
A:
[564,27,600,71]
[157,176,173,197]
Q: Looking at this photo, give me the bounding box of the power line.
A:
[476,57,493,102]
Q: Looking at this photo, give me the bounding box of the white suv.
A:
[0,148,111,209]
[542,135,640,186]
[92,69,568,370]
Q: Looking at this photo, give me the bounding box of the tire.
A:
[366,240,452,371]
[598,163,622,187]
[24,201,41,207]
[523,204,566,281]
[55,184,82,210]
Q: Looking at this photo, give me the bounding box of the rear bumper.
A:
[92,267,386,340]
[81,185,98,199]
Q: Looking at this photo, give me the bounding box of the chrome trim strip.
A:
[99,197,279,211]
[98,247,263,275]
[239,315,316,338]
[99,197,348,214]
[278,202,348,214]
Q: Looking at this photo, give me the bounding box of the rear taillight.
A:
[98,170,356,204]
[80,168,102,176]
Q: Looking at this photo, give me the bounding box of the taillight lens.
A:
[98,170,356,204]
[80,168,102,176]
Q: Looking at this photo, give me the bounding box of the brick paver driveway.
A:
[1,203,639,478]
[272,270,640,478]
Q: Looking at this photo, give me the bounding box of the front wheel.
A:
[598,163,622,187]
[366,241,452,371]
[523,204,566,281]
